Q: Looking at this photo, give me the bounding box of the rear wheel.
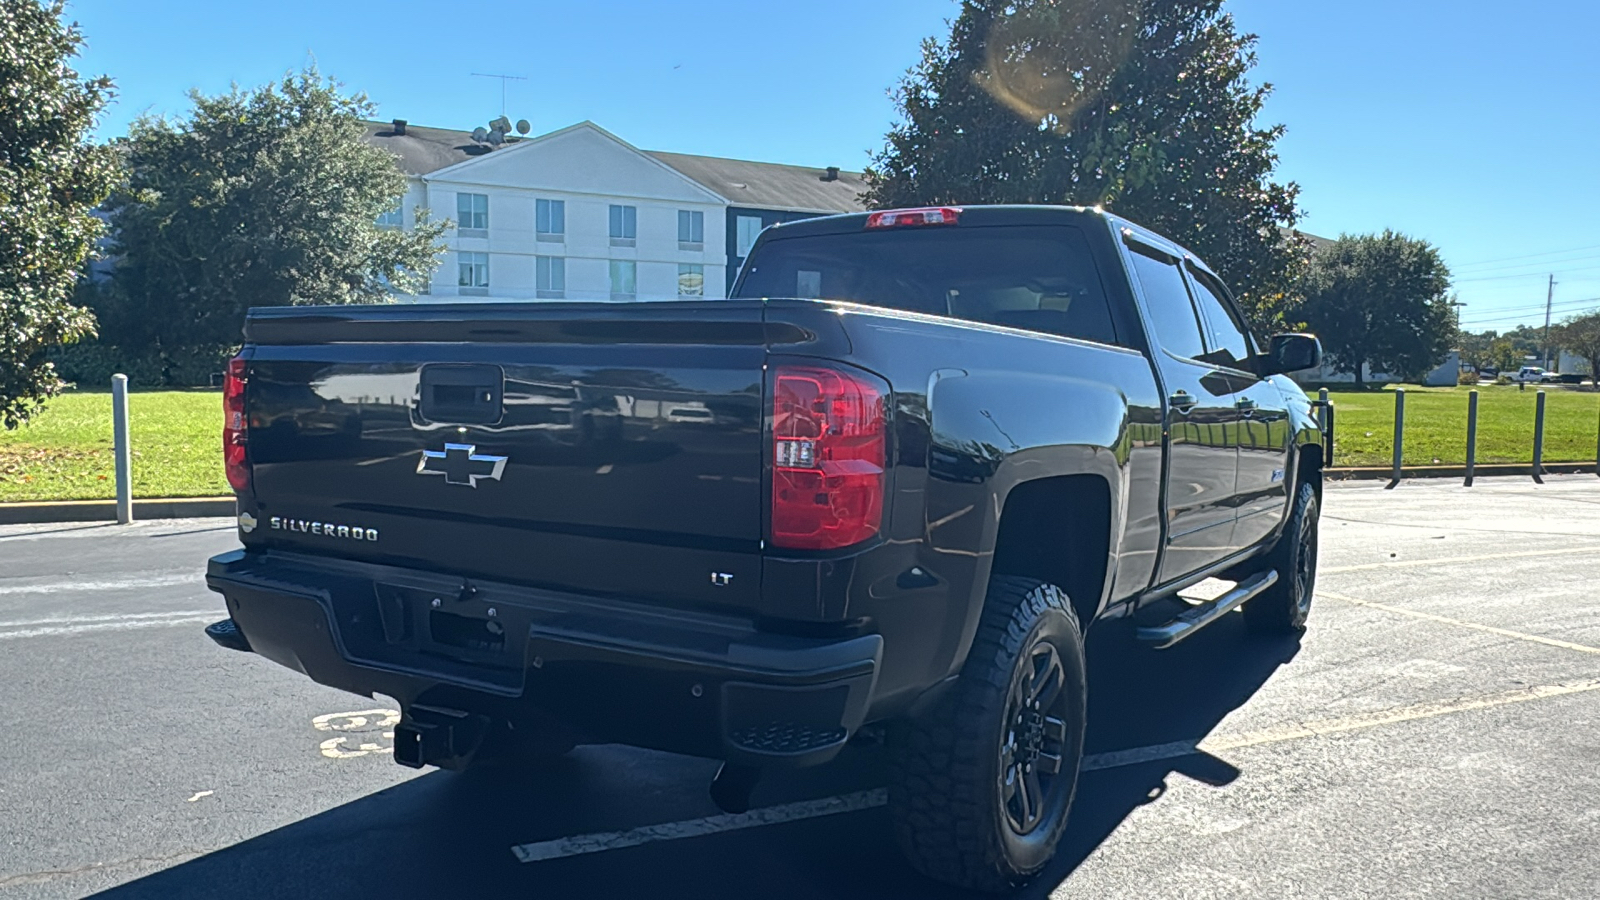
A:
[887,577,1087,892]
[1244,478,1319,635]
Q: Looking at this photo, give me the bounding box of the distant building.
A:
[362,119,866,302]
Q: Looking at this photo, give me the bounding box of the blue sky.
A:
[67,0,1600,332]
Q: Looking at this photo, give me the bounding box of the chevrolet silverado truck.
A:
[204,205,1324,892]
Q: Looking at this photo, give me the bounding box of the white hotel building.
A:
[366,119,868,302]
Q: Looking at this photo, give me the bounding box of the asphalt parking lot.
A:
[3,476,1599,899]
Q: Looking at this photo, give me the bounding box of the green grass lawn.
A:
[1324,383,1600,467]
[1,384,1596,503]
[0,391,226,502]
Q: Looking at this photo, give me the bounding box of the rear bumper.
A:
[205,550,881,767]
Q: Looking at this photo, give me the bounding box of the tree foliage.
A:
[1553,312,1600,382]
[1297,231,1455,386]
[0,0,118,428]
[101,68,446,351]
[866,0,1308,330]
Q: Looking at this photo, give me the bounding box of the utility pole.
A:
[1542,274,1555,370]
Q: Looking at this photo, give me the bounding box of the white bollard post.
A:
[111,374,132,524]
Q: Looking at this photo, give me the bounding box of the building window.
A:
[536,198,565,241]
[376,200,403,229]
[677,210,704,249]
[537,256,565,299]
[457,193,488,234]
[735,215,763,258]
[458,251,489,294]
[677,264,704,297]
[609,260,636,299]
[609,204,637,246]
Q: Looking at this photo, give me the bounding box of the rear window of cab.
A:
[733,225,1123,348]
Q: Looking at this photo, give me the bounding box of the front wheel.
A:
[1244,478,1320,635]
[887,577,1087,892]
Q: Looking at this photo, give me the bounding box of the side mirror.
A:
[1261,333,1322,375]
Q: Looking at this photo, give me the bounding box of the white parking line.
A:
[508,676,1600,864]
[1320,544,1600,575]
[0,611,219,640]
[509,790,888,863]
[0,573,199,595]
[1320,590,1600,656]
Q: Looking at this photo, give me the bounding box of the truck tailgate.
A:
[240,301,768,612]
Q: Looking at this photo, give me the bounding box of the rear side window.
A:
[1127,246,1207,362]
[733,226,1120,347]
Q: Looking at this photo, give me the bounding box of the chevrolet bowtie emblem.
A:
[417,443,507,487]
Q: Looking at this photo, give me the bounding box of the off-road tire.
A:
[1244,478,1320,635]
[887,577,1087,892]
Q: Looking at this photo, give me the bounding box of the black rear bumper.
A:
[205,550,881,767]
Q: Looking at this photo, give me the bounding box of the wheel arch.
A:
[987,473,1116,632]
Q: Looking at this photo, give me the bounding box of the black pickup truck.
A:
[205,205,1324,892]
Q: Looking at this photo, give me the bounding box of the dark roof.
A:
[362,120,502,176]
[361,119,868,213]
[646,151,868,214]
[1283,227,1336,253]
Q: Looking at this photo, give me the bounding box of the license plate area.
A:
[340,580,530,691]
[429,608,507,653]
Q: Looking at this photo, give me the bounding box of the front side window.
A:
[458,251,490,289]
[678,210,704,244]
[1127,246,1206,361]
[536,198,565,238]
[609,204,637,240]
[536,256,565,298]
[456,193,488,231]
[609,260,636,298]
[735,215,763,258]
[1185,264,1252,370]
[677,264,704,296]
[733,225,1120,346]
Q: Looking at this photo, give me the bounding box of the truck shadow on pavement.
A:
[90,615,1298,900]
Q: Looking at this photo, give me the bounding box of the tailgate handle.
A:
[419,365,504,425]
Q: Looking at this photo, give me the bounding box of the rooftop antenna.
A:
[470,72,527,118]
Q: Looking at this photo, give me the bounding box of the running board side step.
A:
[1136,570,1279,649]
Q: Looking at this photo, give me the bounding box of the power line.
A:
[1459,299,1600,329]
[1451,241,1600,270]
[1456,264,1600,284]
[1451,251,1600,276]
[1459,296,1600,319]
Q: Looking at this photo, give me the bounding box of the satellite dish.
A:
[471,126,489,143]
[490,116,512,133]
[515,119,531,135]
[487,129,505,146]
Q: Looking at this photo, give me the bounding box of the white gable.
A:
[425,122,724,204]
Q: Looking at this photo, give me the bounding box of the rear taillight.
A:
[771,364,887,550]
[223,356,250,492]
[864,206,961,229]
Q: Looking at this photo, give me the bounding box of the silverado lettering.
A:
[268,517,378,541]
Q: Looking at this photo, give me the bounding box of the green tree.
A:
[1553,312,1600,383]
[1457,329,1495,371]
[866,0,1307,330]
[1297,231,1455,387]
[1488,337,1519,373]
[0,0,118,428]
[103,68,445,353]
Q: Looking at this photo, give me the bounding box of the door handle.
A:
[1169,391,1197,413]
